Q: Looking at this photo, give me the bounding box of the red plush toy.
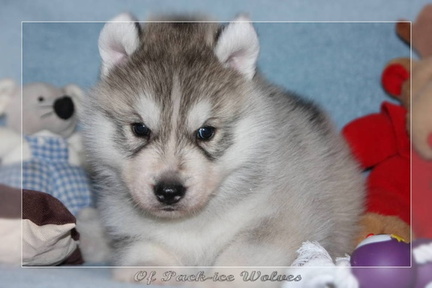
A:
[342,23,415,244]
[380,6,432,239]
[342,102,410,243]
[345,5,432,242]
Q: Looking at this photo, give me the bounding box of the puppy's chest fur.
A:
[112,192,266,266]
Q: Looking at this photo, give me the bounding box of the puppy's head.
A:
[84,14,265,218]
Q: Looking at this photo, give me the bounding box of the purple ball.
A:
[351,235,415,288]
[413,239,432,288]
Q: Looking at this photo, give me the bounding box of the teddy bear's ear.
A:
[63,84,84,102]
[381,59,411,98]
[0,78,18,116]
[399,5,432,58]
[412,4,432,58]
[396,21,411,46]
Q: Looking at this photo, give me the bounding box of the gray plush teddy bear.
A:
[0,79,92,215]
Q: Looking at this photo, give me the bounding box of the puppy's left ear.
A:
[214,15,259,80]
[98,13,141,77]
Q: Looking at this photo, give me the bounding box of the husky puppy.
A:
[82,13,364,284]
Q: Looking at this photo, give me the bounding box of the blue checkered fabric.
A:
[0,135,92,215]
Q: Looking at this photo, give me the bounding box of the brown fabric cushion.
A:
[23,189,77,226]
[0,184,83,265]
[0,184,21,218]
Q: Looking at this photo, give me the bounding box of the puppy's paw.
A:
[76,207,111,263]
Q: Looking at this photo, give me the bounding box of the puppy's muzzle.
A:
[154,181,186,205]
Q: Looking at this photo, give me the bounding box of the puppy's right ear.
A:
[214,15,259,80]
[98,13,141,77]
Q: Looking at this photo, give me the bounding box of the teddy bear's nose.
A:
[54,96,75,120]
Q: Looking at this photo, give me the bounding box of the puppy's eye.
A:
[131,123,151,138]
[196,126,215,141]
[38,96,44,102]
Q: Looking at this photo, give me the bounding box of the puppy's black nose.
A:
[54,96,75,120]
[154,182,186,205]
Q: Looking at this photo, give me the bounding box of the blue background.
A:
[20,21,408,129]
[1,0,429,131]
[0,1,430,287]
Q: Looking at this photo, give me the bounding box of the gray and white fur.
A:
[81,13,365,286]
